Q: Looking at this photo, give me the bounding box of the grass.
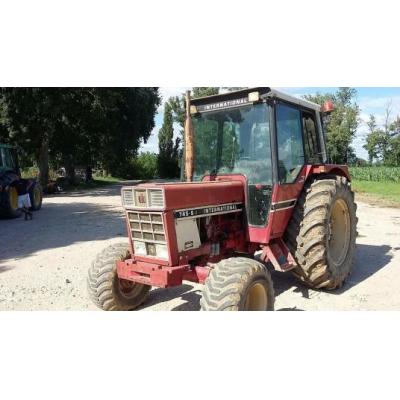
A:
[352,179,400,207]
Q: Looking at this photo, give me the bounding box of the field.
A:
[350,167,400,205]
[350,166,400,183]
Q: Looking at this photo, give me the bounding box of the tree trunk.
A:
[38,135,49,187]
[65,159,76,185]
[85,166,93,182]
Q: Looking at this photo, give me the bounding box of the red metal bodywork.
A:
[116,164,350,288]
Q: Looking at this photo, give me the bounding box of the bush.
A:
[131,152,158,180]
[21,166,59,181]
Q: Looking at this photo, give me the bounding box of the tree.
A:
[386,135,400,166]
[0,88,63,185]
[169,87,221,134]
[0,87,161,183]
[363,105,399,166]
[304,88,360,164]
[192,87,219,98]
[364,114,381,164]
[132,152,158,179]
[157,102,180,178]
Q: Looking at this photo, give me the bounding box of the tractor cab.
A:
[188,88,329,235]
[0,144,20,176]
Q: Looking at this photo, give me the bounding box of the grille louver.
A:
[149,189,164,208]
[122,189,134,207]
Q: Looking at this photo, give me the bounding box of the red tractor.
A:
[87,87,357,311]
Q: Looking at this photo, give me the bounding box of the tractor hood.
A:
[121,180,245,211]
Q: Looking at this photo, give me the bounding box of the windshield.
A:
[0,147,17,170]
[192,103,271,184]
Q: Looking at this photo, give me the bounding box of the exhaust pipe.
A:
[184,90,194,182]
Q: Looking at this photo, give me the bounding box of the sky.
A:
[139,87,400,160]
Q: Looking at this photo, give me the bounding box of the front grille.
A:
[128,211,166,243]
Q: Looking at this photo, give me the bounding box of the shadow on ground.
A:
[135,243,393,311]
[0,265,14,274]
[0,200,126,262]
[139,284,202,311]
[271,243,393,300]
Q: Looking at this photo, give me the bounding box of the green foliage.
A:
[168,87,222,134]
[385,136,400,166]
[132,152,158,179]
[304,87,360,164]
[192,87,219,98]
[363,111,400,166]
[157,103,180,178]
[0,88,161,183]
[350,166,400,183]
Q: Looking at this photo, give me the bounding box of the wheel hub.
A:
[329,198,351,266]
[34,187,41,206]
[244,282,268,311]
[10,187,18,210]
[118,278,142,300]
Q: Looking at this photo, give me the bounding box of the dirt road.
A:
[1,183,399,311]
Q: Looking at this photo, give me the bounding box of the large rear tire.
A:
[285,175,357,290]
[87,243,151,311]
[200,257,275,311]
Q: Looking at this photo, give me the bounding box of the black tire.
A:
[285,175,357,290]
[200,257,275,311]
[87,243,151,311]
[0,186,21,218]
[29,183,43,211]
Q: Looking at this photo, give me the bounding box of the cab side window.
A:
[276,103,304,183]
[302,111,322,164]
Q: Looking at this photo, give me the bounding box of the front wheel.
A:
[200,257,275,311]
[29,183,43,211]
[87,243,151,311]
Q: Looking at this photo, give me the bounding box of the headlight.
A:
[155,244,168,259]
[133,241,146,256]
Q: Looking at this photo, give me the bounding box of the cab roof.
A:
[191,87,321,112]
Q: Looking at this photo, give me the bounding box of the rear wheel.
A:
[285,175,357,290]
[0,186,21,218]
[87,243,151,311]
[200,257,275,311]
[29,183,43,211]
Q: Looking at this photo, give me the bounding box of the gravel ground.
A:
[1,183,399,311]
